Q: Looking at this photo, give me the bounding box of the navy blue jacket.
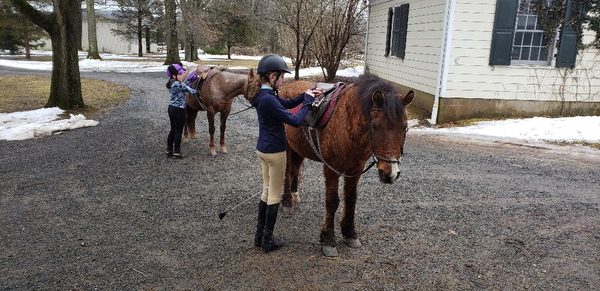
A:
[251,88,313,153]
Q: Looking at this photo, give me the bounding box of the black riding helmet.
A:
[257,54,291,75]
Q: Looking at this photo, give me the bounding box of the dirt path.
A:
[1,68,599,289]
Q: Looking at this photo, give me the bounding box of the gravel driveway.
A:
[1,68,599,289]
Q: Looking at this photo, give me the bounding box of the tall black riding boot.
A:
[262,203,285,253]
[254,200,267,247]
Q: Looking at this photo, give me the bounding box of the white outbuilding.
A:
[365,0,600,123]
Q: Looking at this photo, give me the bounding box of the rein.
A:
[228,95,254,116]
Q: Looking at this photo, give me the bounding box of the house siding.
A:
[42,18,158,55]
[445,0,600,104]
[366,0,446,96]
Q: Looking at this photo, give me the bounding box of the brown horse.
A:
[278,74,414,257]
[184,68,254,156]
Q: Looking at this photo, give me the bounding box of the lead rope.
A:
[303,127,376,178]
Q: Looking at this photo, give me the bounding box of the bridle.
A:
[367,107,407,168]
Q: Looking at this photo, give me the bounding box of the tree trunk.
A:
[137,4,143,57]
[164,0,180,64]
[86,0,101,59]
[48,6,84,109]
[77,8,82,50]
[227,43,231,60]
[24,30,31,59]
[11,0,84,110]
[145,26,151,53]
[184,30,191,61]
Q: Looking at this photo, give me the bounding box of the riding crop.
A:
[218,187,267,220]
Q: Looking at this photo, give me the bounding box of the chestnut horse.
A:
[184,68,253,156]
[278,74,414,257]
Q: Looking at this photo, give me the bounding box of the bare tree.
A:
[164,0,180,64]
[268,0,325,80]
[179,0,213,61]
[310,0,366,82]
[86,0,101,59]
[11,0,84,109]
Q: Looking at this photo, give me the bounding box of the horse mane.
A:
[354,73,405,123]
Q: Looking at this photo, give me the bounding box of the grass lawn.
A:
[0,75,130,116]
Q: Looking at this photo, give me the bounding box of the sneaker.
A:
[172,153,183,159]
[167,152,173,158]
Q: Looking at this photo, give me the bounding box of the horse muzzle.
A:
[377,159,401,184]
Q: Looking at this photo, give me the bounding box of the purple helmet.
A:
[166,63,186,77]
[184,71,198,85]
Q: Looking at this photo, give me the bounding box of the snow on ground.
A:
[0,50,598,146]
[0,108,98,141]
[412,116,600,144]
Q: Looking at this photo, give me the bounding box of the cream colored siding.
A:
[42,18,157,55]
[366,0,446,95]
[82,19,158,54]
[445,0,600,103]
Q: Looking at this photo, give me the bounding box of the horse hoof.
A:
[209,148,217,156]
[345,238,362,248]
[322,246,338,257]
[191,135,198,140]
[183,137,190,144]
[221,146,228,154]
[292,191,301,203]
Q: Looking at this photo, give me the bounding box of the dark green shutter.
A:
[489,0,518,65]
[556,0,577,68]
[385,8,393,57]
[391,6,402,56]
[397,4,409,59]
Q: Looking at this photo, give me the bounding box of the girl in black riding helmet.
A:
[250,54,323,253]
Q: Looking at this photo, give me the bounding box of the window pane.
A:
[512,47,521,60]
[514,32,524,45]
[526,16,537,30]
[521,47,530,60]
[523,32,533,45]
[517,16,527,29]
[530,47,540,60]
[540,47,548,60]
[532,32,542,46]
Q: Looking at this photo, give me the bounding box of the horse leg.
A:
[189,108,198,139]
[185,107,199,142]
[219,111,230,153]
[321,167,340,257]
[341,175,362,248]
[282,149,304,208]
[207,111,217,156]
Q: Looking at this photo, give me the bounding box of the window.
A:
[511,0,551,64]
[489,0,577,68]
[385,4,409,59]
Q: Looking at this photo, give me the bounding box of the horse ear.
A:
[402,90,415,106]
[372,91,384,108]
[249,68,255,79]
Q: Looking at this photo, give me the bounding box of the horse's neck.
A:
[217,72,247,100]
[337,89,370,146]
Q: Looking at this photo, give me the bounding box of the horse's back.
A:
[279,81,314,99]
